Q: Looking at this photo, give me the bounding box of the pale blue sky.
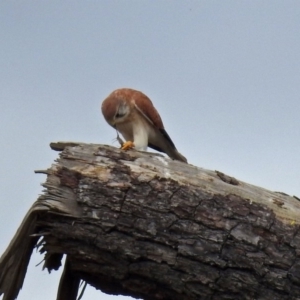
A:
[1,1,300,299]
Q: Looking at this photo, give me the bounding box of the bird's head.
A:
[101,90,131,127]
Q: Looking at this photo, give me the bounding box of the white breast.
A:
[132,117,151,151]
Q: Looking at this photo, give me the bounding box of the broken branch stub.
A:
[1,142,300,300]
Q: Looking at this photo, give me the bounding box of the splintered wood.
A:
[1,142,300,300]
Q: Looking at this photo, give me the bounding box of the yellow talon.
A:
[121,141,135,150]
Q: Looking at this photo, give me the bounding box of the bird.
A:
[101,88,187,163]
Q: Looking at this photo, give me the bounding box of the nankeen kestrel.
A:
[101,88,187,163]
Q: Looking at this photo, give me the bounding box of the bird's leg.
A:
[114,130,134,150]
[112,128,134,150]
[121,141,135,150]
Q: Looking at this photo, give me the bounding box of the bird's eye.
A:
[115,106,127,118]
[115,112,125,118]
[115,103,128,119]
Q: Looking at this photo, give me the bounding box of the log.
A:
[1,142,300,300]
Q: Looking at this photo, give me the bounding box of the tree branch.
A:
[1,142,300,300]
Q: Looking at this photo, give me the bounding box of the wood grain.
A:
[1,142,300,300]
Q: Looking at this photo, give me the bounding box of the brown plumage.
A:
[101,88,187,163]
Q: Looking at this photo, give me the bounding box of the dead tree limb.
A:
[1,142,300,300]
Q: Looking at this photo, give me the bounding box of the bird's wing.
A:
[133,96,187,162]
[133,96,176,148]
[133,94,164,128]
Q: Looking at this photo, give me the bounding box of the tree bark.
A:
[1,142,300,300]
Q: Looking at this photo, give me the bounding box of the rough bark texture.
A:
[1,142,300,300]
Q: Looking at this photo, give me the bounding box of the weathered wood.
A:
[1,142,300,300]
[56,257,80,300]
